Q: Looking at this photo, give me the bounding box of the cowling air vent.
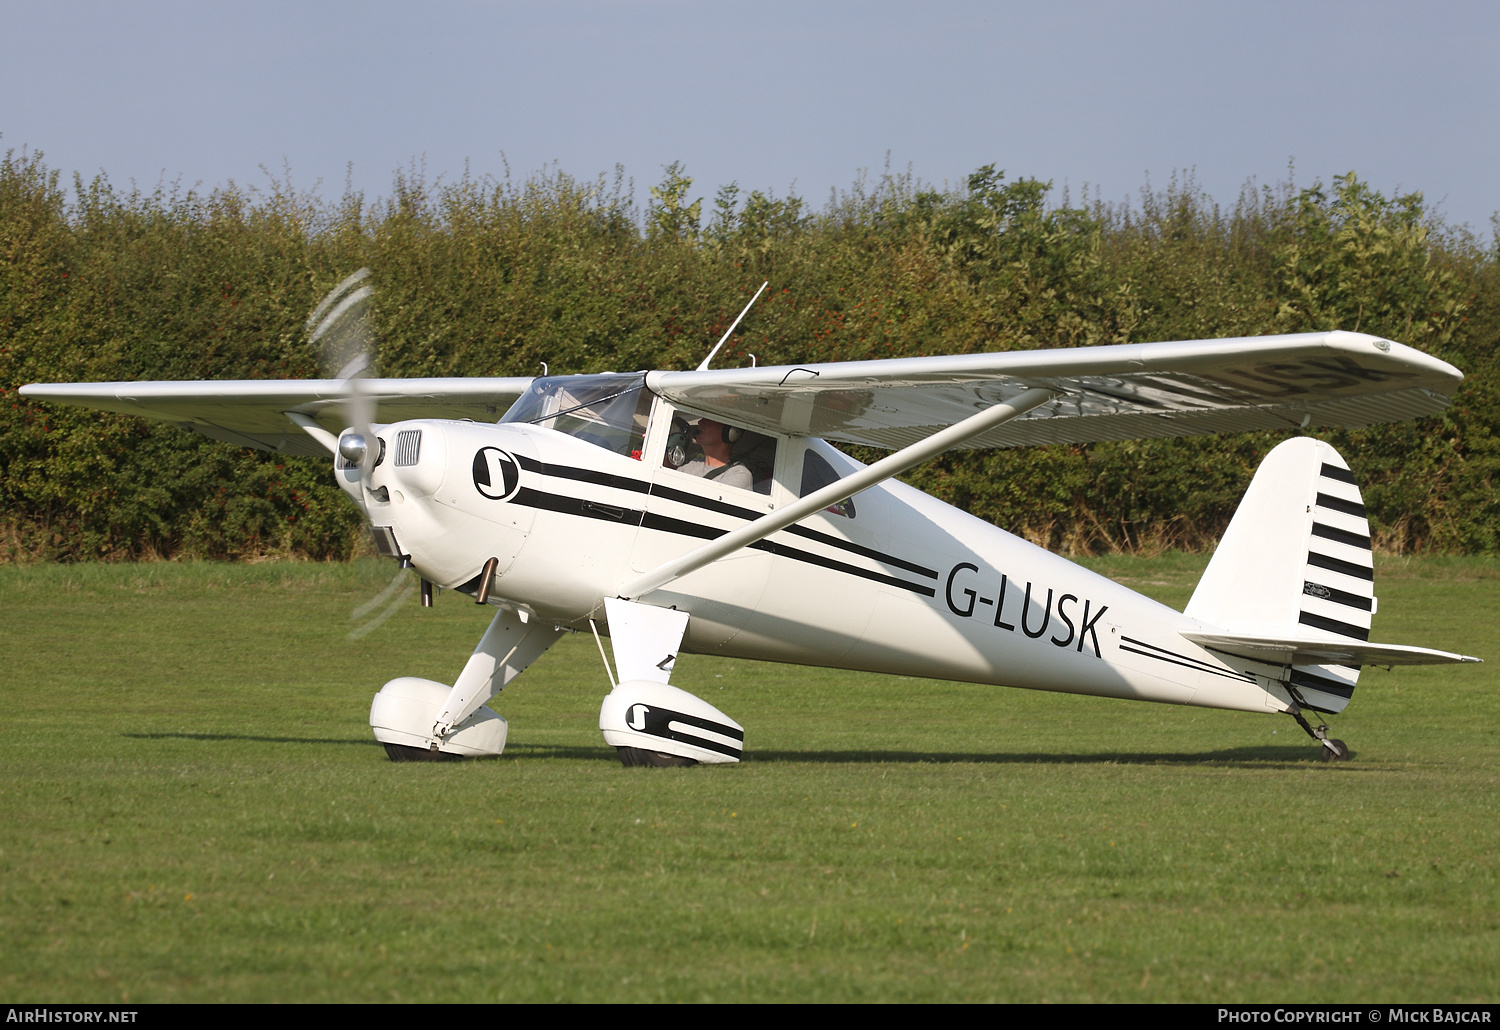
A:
[393,429,422,467]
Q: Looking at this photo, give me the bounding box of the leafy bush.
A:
[2,150,1494,560]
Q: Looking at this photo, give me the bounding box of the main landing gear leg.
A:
[1287,703,1350,763]
[596,598,744,769]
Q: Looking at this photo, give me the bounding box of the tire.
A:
[384,742,464,763]
[1317,739,1351,763]
[616,746,698,768]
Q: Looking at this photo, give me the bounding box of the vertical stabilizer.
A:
[1186,438,1374,713]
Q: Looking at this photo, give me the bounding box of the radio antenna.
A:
[697,281,769,372]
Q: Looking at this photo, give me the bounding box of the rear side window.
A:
[800,449,855,518]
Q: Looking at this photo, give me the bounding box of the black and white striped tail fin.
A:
[1293,453,1373,712]
[1186,438,1373,714]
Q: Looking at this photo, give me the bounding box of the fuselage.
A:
[348,392,1293,718]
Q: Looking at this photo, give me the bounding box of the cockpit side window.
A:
[800,448,856,517]
[500,374,653,459]
[662,409,778,495]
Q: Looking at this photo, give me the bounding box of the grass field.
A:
[1,555,1496,1003]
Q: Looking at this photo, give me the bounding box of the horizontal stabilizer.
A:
[1182,631,1480,668]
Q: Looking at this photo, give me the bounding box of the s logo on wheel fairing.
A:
[473,447,521,501]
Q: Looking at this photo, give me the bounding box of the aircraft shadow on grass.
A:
[123,731,382,748]
[512,742,1347,767]
[715,745,1354,767]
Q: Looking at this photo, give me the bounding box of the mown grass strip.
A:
[1,557,1495,1002]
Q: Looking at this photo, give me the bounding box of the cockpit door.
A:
[626,397,780,651]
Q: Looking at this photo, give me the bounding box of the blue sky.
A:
[4,0,1497,234]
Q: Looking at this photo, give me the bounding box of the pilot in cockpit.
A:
[666,417,754,490]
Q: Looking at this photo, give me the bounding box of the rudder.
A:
[1186,438,1374,713]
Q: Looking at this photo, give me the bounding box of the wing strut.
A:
[285,411,339,456]
[618,386,1057,600]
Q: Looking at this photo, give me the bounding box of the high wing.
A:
[16,378,533,458]
[647,331,1462,449]
[19,331,1462,457]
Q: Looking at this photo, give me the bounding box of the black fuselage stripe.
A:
[783,525,938,578]
[515,462,936,579]
[648,482,763,520]
[750,539,937,596]
[642,510,936,595]
[1121,634,1231,671]
[1119,635,1256,682]
[513,487,646,527]
[1302,580,1373,611]
[513,488,937,597]
[1299,611,1371,641]
[642,482,937,578]
[638,510,721,542]
[1307,551,1374,581]
[1119,644,1256,683]
[513,454,653,494]
[1316,492,1367,518]
[1320,463,1358,486]
[1311,522,1372,550]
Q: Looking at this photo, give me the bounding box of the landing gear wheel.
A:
[1287,702,1353,764]
[1318,739,1351,763]
[616,746,697,769]
[383,742,463,763]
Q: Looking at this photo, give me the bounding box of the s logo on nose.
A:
[472,448,521,501]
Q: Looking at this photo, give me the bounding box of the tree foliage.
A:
[2,150,1494,561]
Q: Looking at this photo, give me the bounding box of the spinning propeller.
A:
[306,270,418,632]
[307,268,379,491]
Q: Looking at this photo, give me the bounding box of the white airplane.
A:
[20,273,1480,766]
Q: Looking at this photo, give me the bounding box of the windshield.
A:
[500,373,653,459]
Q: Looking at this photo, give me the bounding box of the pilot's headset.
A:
[721,423,745,459]
[666,417,692,468]
[673,418,742,465]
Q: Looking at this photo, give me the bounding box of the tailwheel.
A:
[1317,738,1351,762]
[1288,702,1352,763]
[616,746,698,769]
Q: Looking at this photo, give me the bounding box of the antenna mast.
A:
[697,281,769,372]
